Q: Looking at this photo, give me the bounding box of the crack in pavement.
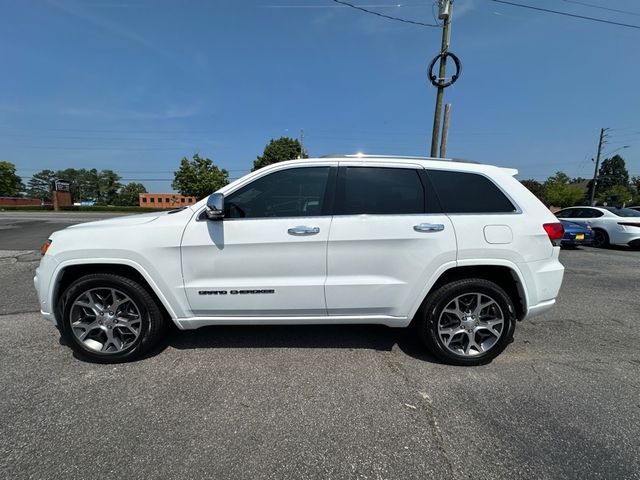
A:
[0,310,40,317]
[375,351,457,479]
[0,250,40,264]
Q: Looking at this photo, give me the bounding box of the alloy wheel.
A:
[69,288,143,353]
[437,292,505,357]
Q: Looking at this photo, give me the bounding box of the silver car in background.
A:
[555,206,640,248]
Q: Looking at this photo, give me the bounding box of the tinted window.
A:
[604,207,640,218]
[428,170,517,213]
[575,208,603,218]
[225,167,330,219]
[337,167,425,215]
[555,209,576,218]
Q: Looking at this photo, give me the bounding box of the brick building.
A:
[0,197,44,207]
[139,193,197,209]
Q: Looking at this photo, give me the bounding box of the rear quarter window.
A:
[427,170,517,214]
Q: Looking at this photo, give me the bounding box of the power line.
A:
[490,0,640,30]
[560,0,640,17]
[331,0,439,27]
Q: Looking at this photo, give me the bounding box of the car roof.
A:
[290,155,520,176]
[559,206,608,211]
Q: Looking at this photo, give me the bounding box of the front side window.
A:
[555,208,576,218]
[575,208,603,218]
[336,167,425,215]
[428,170,517,214]
[225,167,330,219]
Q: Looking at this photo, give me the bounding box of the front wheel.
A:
[59,273,167,363]
[417,278,516,366]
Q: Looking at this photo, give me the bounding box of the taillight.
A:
[618,222,640,228]
[543,223,564,246]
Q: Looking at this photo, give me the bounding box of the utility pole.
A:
[589,127,609,206]
[299,129,305,159]
[439,103,451,158]
[430,0,453,157]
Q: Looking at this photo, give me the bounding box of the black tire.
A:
[591,229,609,248]
[59,273,167,363]
[417,278,516,366]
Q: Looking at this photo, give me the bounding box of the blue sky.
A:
[1,0,639,193]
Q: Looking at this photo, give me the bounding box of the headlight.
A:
[40,239,52,256]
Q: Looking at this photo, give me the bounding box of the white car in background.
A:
[555,206,640,249]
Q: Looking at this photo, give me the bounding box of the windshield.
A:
[604,207,640,218]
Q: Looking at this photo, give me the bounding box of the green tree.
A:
[56,168,100,202]
[597,185,633,207]
[252,137,307,171]
[597,155,629,191]
[172,154,229,200]
[544,171,584,208]
[26,169,57,201]
[569,177,587,184]
[0,161,24,197]
[98,169,122,205]
[116,182,147,206]
[520,179,548,205]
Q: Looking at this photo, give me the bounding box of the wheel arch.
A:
[51,261,178,324]
[411,264,528,323]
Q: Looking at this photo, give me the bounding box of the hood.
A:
[65,211,166,230]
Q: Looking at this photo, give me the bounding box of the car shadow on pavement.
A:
[154,324,444,364]
[65,324,444,365]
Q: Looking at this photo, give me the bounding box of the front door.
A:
[181,164,336,317]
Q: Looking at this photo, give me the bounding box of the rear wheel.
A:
[591,229,609,248]
[59,273,167,362]
[418,278,516,366]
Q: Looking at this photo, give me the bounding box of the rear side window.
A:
[337,167,425,215]
[427,170,517,214]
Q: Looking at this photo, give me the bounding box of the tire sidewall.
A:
[592,229,609,248]
[60,276,151,362]
[421,279,516,366]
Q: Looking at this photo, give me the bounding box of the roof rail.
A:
[318,154,480,164]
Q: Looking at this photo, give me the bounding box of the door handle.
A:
[414,223,445,233]
[288,226,320,236]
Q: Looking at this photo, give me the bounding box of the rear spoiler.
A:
[502,168,519,176]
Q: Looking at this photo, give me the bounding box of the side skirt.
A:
[174,315,411,330]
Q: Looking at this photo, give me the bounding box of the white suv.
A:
[34,156,565,365]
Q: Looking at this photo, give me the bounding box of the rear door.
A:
[325,163,456,318]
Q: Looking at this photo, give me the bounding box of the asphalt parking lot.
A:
[1,212,639,480]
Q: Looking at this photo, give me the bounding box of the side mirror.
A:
[205,193,224,220]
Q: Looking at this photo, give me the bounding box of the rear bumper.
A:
[561,238,592,247]
[524,298,556,319]
[518,249,564,320]
[610,230,640,247]
[628,238,640,249]
[561,233,593,246]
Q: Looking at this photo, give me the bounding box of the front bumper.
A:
[33,254,59,326]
